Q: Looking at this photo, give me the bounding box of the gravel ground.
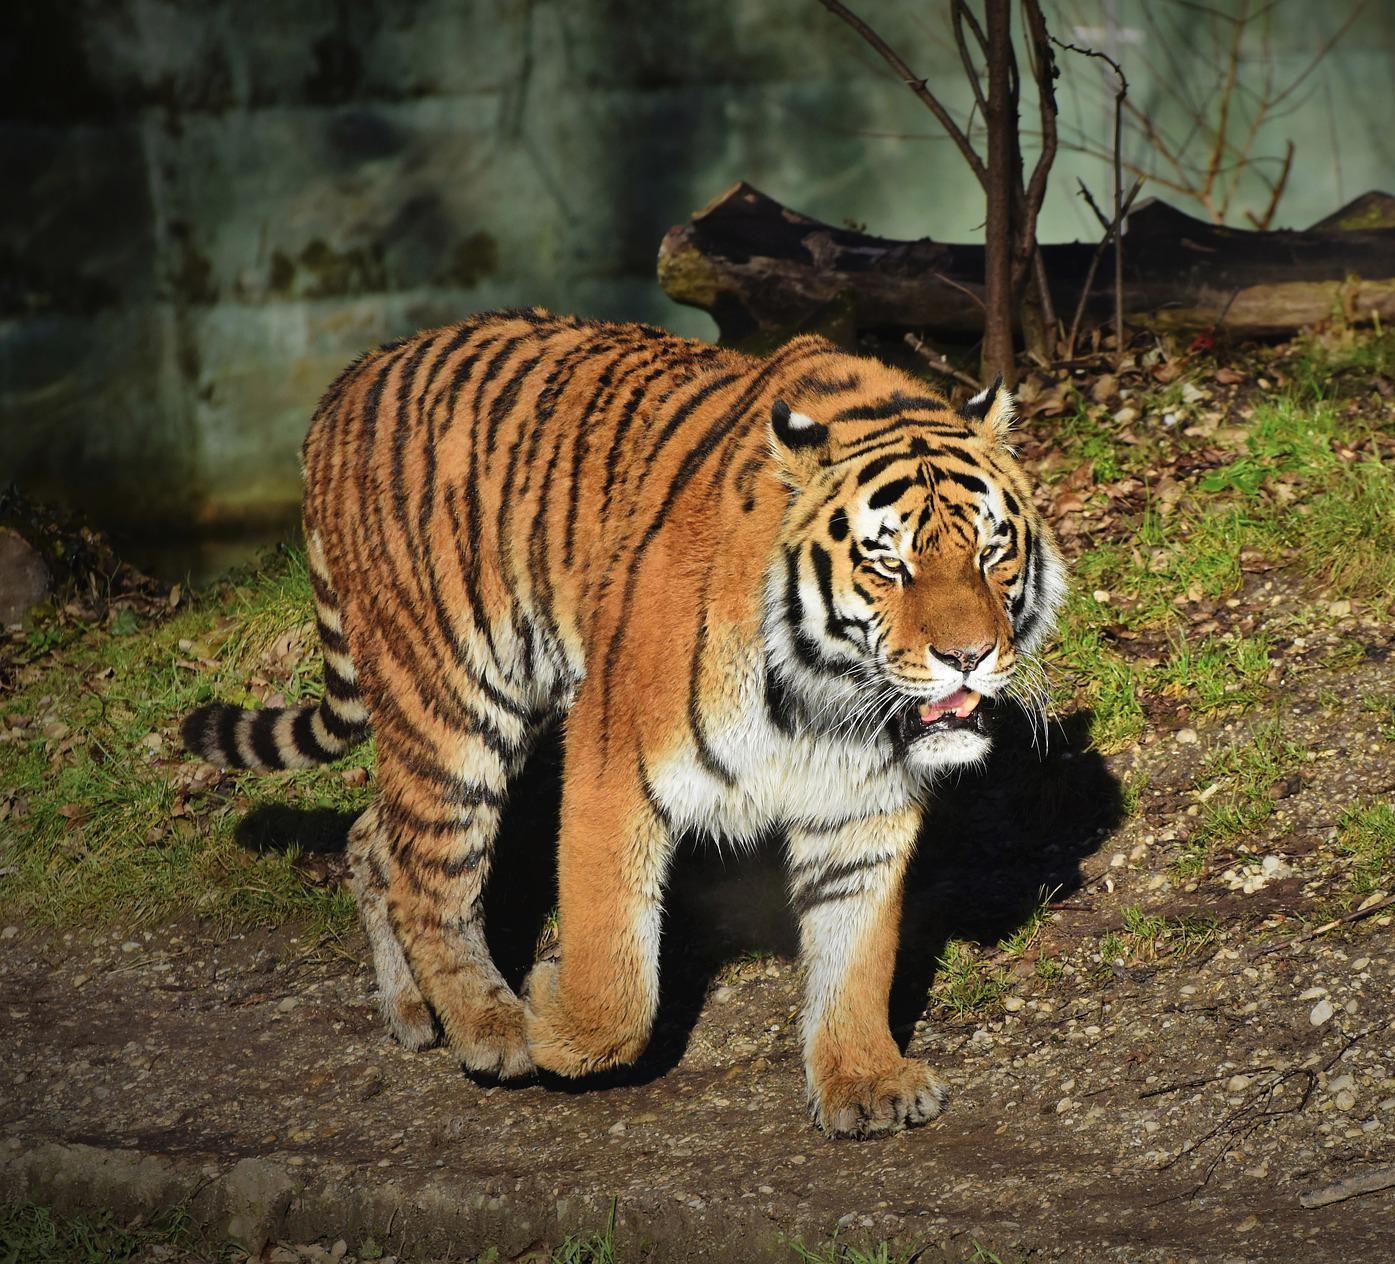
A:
[3,645,1395,1262]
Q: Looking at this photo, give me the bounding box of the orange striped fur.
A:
[183,309,1065,1136]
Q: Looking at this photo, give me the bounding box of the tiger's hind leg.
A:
[346,802,437,1050]
[376,725,537,1081]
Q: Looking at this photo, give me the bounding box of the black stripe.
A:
[317,619,349,657]
[217,704,244,765]
[687,563,737,786]
[483,352,543,456]
[763,666,798,736]
[809,542,862,645]
[855,453,906,486]
[784,548,826,671]
[941,468,989,496]
[249,712,285,767]
[637,751,675,833]
[292,707,339,762]
[598,361,670,518]
[868,477,914,509]
[319,702,368,742]
[832,394,945,422]
[792,370,861,397]
[563,348,637,566]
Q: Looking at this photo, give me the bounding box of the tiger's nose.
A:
[930,642,994,673]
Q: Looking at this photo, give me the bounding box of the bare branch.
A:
[816,0,988,189]
[950,1,988,120]
[904,332,984,390]
[1064,177,1144,360]
[1244,139,1294,230]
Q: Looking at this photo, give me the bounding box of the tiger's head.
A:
[763,359,1066,776]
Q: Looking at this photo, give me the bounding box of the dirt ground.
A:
[4,634,1394,1262]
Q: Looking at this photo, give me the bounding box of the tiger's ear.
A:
[959,375,1016,444]
[769,398,829,483]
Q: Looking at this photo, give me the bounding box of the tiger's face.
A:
[766,375,1065,775]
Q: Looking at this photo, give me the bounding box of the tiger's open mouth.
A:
[893,687,989,745]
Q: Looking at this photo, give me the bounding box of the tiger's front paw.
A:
[448,988,535,1081]
[810,1057,947,1139]
[523,959,648,1078]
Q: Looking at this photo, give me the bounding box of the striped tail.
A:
[181,533,370,770]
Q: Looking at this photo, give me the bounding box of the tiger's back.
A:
[183,308,1064,1136]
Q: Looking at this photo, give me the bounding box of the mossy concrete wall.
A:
[4,1,1394,540]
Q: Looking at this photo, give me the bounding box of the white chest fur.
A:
[649,692,920,843]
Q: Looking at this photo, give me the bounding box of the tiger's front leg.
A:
[788,806,946,1138]
[523,696,675,1076]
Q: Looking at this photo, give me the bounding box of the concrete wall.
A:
[3,1,1393,543]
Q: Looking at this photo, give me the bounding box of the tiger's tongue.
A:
[917,688,981,724]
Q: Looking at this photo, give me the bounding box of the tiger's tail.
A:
[181,536,370,770]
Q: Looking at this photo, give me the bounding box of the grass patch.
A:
[0,1201,215,1264]
[1168,721,1305,877]
[1047,347,1395,752]
[789,1237,1013,1264]
[1094,907,1217,975]
[929,941,1010,1017]
[0,548,366,935]
[1361,693,1395,742]
[1337,802,1395,899]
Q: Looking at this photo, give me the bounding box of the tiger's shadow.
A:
[645,706,1123,1084]
[238,707,1122,1090]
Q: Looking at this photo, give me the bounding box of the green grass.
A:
[928,941,1010,1017]
[997,886,1058,958]
[1337,802,1395,899]
[1165,721,1306,878]
[0,548,366,935]
[789,1237,1012,1264]
[0,1202,217,1264]
[1047,352,1395,752]
[1361,693,1395,742]
[1095,908,1217,975]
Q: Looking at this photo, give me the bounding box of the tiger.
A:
[181,308,1065,1138]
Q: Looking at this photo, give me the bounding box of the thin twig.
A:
[1254,894,1395,956]
[933,270,988,312]
[1053,37,1129,354]
[904,333,983,391]
[1065,177,1144,359]
[1077,180,1112,233]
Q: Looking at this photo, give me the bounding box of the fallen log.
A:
[657,183,1395,343]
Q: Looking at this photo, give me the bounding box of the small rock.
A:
[276,997,299,1013]
[1236,1215,1258,1233]
[1003,996,1025,1013]
[608,1121,627,1136]
[1310,998,1335,1026]
[711,986,732,1004]
[0,528,51,627]
[1175,728,1199,745]
[789,1154,806,1165]
[1226,1075,1252,1093]
[1334,1089,1357,1112]
[0,926,17,941]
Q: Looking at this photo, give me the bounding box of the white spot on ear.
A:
[966,384,993,410]
[788,410,819,431]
